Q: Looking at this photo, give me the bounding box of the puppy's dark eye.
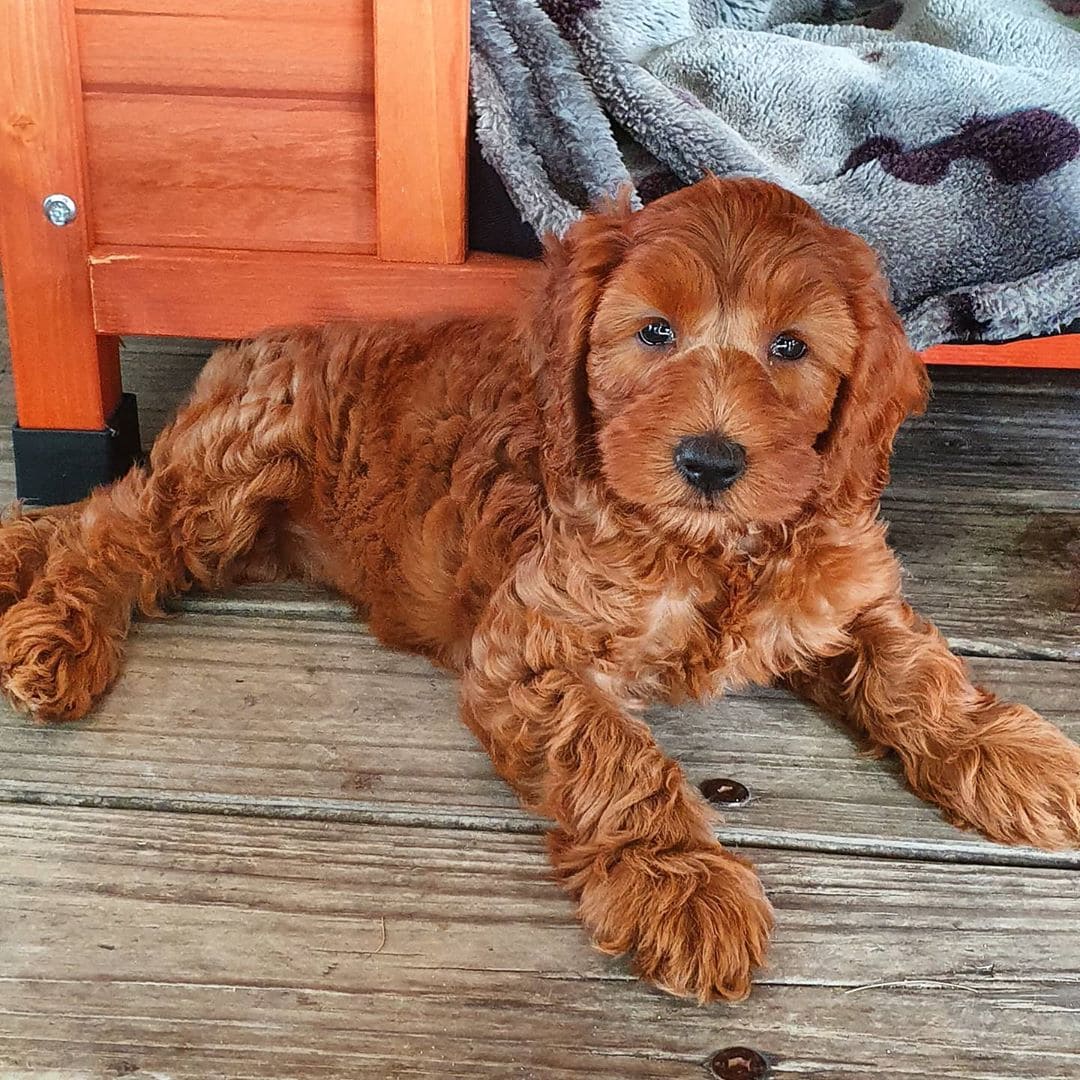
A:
[769,333,808,361]
[637,319,675,347]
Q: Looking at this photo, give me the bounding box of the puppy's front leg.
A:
[790,598,1080,849]
[462,601,772,1002]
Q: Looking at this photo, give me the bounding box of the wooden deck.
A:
[0,309,1077,1078]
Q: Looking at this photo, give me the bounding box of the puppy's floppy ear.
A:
[530,191,633,490]
[816,239,929,520]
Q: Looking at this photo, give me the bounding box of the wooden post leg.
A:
[0,1,138,504]
[373,0,469,264]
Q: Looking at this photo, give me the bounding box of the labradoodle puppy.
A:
[2,177,1077,1002]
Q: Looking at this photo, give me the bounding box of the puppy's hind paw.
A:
[0,594,122,720]
[0,508,57,617]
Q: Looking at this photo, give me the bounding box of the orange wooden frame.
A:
[0,1,1075,447]
[89,247,540,340]
[922,336,1079,368]
[374,0,469,263]
[0,0,121,430]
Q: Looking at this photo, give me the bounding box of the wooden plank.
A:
[891,366,1080,505]
[884,497,1078,660]
[83,92,376,253]
[886,367,1079,659]
[76,0,373,98]
[0,613,1075,865]
[1,805,1077,1078]
[924,333,1080,369]
[0,0,122,430]
[0,295,1075,658]
[88,247,541,337]
[77,0,359,9]
[373,0,468,263]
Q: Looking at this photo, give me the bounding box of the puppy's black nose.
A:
[673,433,746,495]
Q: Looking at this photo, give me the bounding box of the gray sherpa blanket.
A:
[471,0,1080,349]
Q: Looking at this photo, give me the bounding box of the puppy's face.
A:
[537,178,927,537]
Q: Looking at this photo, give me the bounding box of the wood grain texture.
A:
[76,0,373,98]
[891,366,1080,505]
[83,92,376,253]
[1,805,1077,1079]
[0,612,1075,866]
[373,0,468,263]
[886,367,1079,658]
[0,0,122,429]
[885,497,1078,660]
[0,316,1073,660]
[89,247,542,336]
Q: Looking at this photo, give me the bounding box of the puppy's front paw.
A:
[0,594,122,720]
[924,705,1080,850]
[570,842,773,1002]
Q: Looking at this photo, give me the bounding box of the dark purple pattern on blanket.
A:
[842,108,1080,186]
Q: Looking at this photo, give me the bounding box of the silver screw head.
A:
[42,193,77,227]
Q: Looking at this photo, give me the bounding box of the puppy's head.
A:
[531,176,928,538]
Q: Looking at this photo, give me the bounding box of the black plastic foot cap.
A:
[12,393,142,507]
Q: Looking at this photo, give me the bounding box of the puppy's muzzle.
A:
[673,433,747,496]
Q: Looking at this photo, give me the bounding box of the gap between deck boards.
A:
[2,784,1077,871]
[0,603,1074,871]
[167,585,1078,662]
[2,804,1077,1080]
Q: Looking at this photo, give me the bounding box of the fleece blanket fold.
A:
[471,0,1080,348]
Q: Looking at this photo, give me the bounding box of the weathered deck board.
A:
[882,497,1078,659]
[4,330,1075,656]
[1,613,1075,866]
[1,805,1078,1080]
[1,292,1077,1080]
[0,325,1076,655]
[891,366,1079,504]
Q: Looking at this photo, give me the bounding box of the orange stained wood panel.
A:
[922,335,1080,369]
[87,241,1080,372]
[89,247,543,339]
[373,0,469,264]
[0,0,121,430]
[74,0,373,98]
[82,92,377,253]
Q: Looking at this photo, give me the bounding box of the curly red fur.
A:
[2,177,1076,1002]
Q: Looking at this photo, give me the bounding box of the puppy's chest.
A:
[591,558,856,703]
[591,586,734,704]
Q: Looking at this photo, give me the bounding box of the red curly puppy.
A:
[2,178,1077,1002]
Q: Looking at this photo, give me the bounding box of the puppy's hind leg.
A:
[0,333,318,720]
[0,503,79,617]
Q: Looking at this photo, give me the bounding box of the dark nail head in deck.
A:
[700,778,751,806]
[709,1047,769,1079]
